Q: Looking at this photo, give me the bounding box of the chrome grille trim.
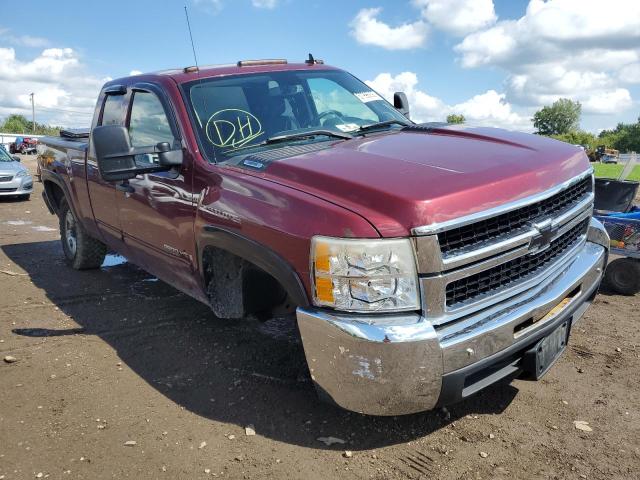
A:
[445,218,588,307]
[437,176,591,255]
[412,168,593,236]
[421,233,588,325]
[412,169,596,326]
[414,171,594,274]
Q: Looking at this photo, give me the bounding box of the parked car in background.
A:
[0,146,33,200]
[10,137,38,155]
[596,146,619,164]
[39,58,609,415]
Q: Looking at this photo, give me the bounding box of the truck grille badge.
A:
[528,221,558,254]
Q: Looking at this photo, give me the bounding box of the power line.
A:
[37,106,93,115]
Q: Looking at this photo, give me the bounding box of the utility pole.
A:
[29,92,35,133]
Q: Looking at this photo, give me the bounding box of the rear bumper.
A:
[297,221,608,416]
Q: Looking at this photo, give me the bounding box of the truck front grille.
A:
[438,177,591,255]
[445,218,588,307]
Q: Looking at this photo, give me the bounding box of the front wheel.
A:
[59,198,107,270]
[604,258,640,295]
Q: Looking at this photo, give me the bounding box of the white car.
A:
[0,148,33,200]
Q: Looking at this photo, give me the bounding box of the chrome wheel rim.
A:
[64,210,77,257]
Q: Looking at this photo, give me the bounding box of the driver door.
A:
[114,86,200,297]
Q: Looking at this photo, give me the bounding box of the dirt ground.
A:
[1,155,639,480]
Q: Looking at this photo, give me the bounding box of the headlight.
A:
[311,236,420,313]
[15,170,29,178]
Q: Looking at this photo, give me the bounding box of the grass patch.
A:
[593,163,640,181]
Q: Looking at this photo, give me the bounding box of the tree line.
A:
[532,98,639,154]
[448,98,638,155]
[0,114,61,136]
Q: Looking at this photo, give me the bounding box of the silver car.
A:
[0,147,33,200]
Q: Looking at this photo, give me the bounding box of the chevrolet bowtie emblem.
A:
[528,220,558,254]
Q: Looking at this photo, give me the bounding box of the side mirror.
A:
[92,125,138,182]
[12,155,20,162]
[92,126,183,182]
[394,92,410,119]
[155,142,183,166]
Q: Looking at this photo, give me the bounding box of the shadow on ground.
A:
[3,240,519,450]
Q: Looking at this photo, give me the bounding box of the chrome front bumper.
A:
[297,219,608,416]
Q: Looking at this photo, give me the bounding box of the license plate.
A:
[531,322,569,379]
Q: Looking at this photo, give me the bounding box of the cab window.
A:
[128,91,175,166]
[100,95,124,126]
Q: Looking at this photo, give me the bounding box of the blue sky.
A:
[1,0,639,132]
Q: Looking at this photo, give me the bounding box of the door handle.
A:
[116,183,135,194]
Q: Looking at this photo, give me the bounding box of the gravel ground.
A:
[1,155,639,480]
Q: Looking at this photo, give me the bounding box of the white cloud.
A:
[367,72,532,131]
[0,27,49,48]
[0,47,105,128]
[455,0,640,114]
[129,70,143,76]
[414,0,496,35]
[349,1,495,48]
[194,0,279,13]
[451,90,531,131]
[349,8,428,50]
[581,89,633,115]
[252,0,277,8]
[194,0,224,14]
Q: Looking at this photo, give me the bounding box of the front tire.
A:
[59,198,107,270]
[604,258,640,295]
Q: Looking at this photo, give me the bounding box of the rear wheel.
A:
[604,258,640,295]
[59,198,107,270]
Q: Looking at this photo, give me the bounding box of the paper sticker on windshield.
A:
[354,91,383,103]
[205,109,264,150]
[335,123,360,132]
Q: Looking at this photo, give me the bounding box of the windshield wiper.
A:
[262,129,353,145]
[356,119,411,133]
[221,129,352,157]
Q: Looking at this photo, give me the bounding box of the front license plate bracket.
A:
[522,321,570,380]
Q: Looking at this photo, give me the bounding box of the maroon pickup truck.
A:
[39,58,609,415]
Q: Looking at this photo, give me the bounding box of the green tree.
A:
[550,130,597,149]
[1,114,31,134]
[446,113,465,124]
[0,114,61,136]
[532,98,581,135]
[599,117,640,153]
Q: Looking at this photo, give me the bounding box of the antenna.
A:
[183,5,217,163]
[184,6,199,71]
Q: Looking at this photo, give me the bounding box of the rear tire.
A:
[59,198,107,270]
[604,258,640,295]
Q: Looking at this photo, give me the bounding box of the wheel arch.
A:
[41,170,74,218]
[198,225,310,314]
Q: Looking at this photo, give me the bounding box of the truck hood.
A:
[260,126,591,237]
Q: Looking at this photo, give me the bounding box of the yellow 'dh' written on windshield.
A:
[205,109,264,150]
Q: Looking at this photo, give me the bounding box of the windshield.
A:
[0,146,14,162]
[181,69,410,163]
